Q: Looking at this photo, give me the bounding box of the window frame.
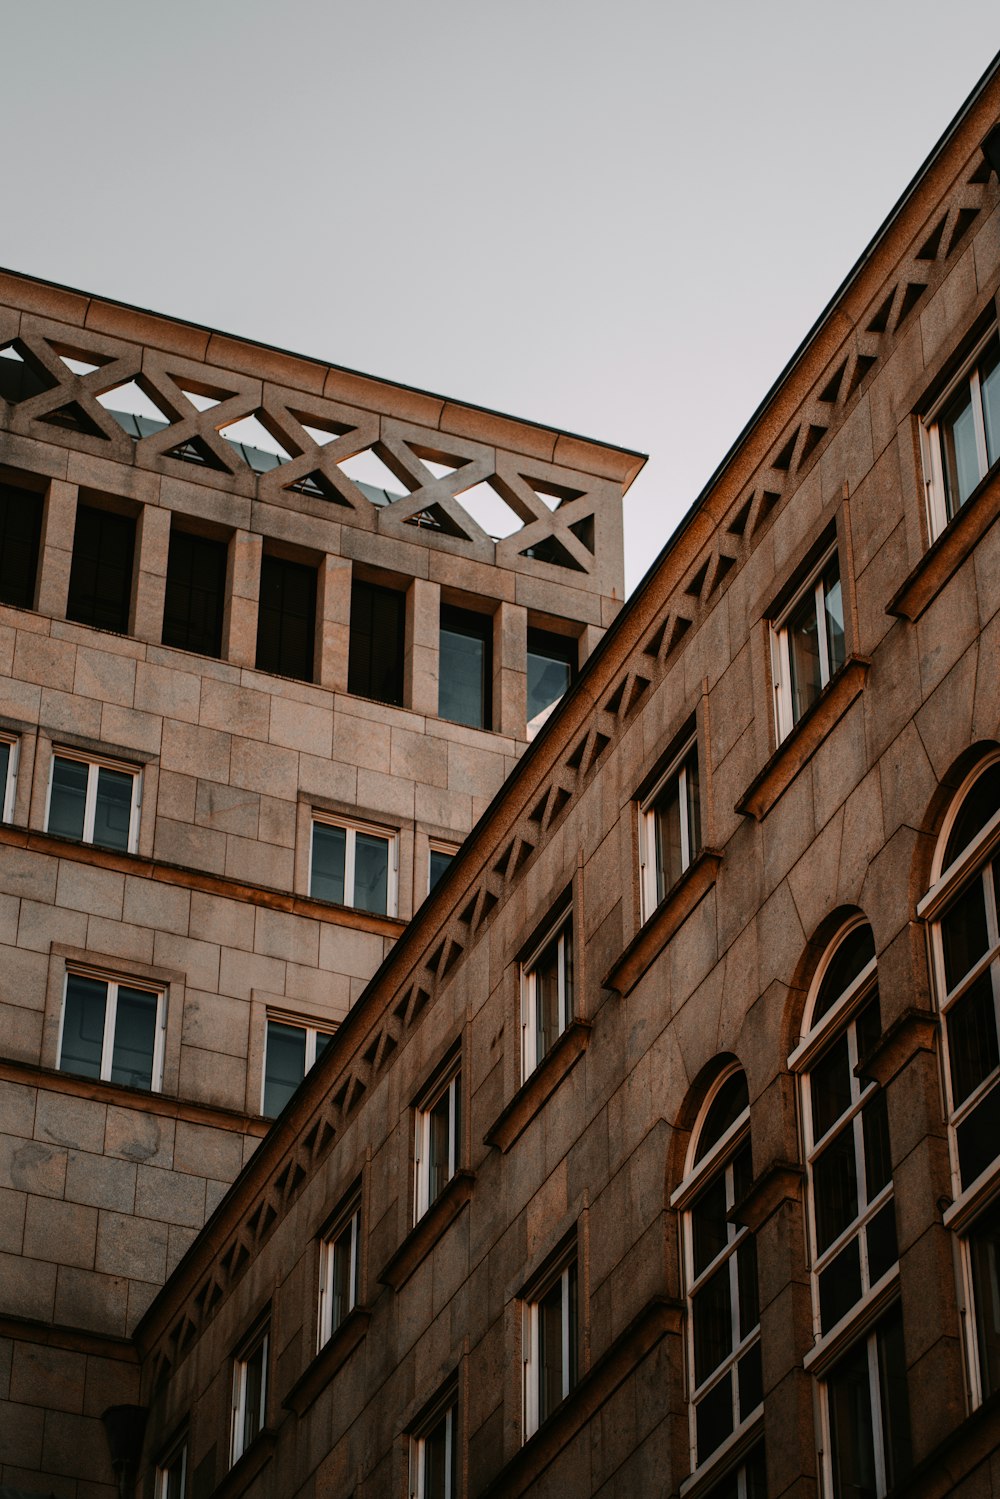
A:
[56,966,167,1093]
[261,1012,337,1117]
[438,602,493,731]
[408,1389,459,1499]
[414,1058,461,1223]
[230,1319,269,1467]
[639,733,701,920]
[520,905,574,1080]
[428,839,460,896]
[0,732,18,823]
[318,1189,361,1350]
[920,324,1000,541]
[45,747,142,854]
[155,1435,187,1499]
[816,1306,911,1499]
[522,1252,578,1441]
[770,540,845,743]
[309,813,398,916]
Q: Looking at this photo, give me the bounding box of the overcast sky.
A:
[4,1,999,591]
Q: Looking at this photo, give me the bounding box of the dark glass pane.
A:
[814,1121,860,1253]
[941,879,990,991]
[242,1339,265,1448]
[66,504,135,634]
[941,380,981,518]
[943,762,1000,868]
[652,774,683,902]
[532,932,561,1064]
[811,1032,853,1142]
[348,581,405,706]
[786,584,822,725]
[969,1198,1000,1400]
[693,1261,733,1386]
[162,1449,186,1499]
[957,1080,1000,1189]
[686,749,702,862]
[422,1408,452,1499]
[947,971,999,1105]
[819,1236,862,1333]
[538,1275,566,1422]
[861,1091,892,1200]
[737,1236,759,1337]
[60,973,107,1078]
[815,927,876,1021]
[732,1139,753,1206]
[855,995,882,1069]
[0,742,9,818]
[439,606,491,729]
[0,483,42,609]
[866,1200,898,1286]
[93,767,134,851]
[823,559,846,677]
[110,986,158,1090]
[738,1341,763,1419]
[696,1072,749,1162]
[695,1372,734,1465]
[744,1446,768,1499]
[982,342,1000,468]
[329,1218,356,1332]
[527,628,575,726]
[48,756,88,840]
[311,823,346,904]
[429,847,454,892]
[427,1084,454,1206]
[255,555,316,682]
[354,832,389,915]
[162,529,226,658]
[827,1334,876,1499]
[692,1172,729,1277]
[263,1021,306,1116]
[314,1031,334,1063]
[876,1309,912,1490]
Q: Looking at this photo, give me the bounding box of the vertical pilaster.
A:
[406,577,440,717]
[317,555,352,693]
[225,530,263,668]
[131,504,171,644]
[493,600,527,740]
[35,479,77,620]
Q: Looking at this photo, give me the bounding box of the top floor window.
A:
[414,1058,461,1222]
[256,553,316,682]
[527,627,576,739]
[349,579,405,707]
[771,544,844,740]
[439,605,492,730]
[0,481,42,611]
[640,735,701,919]
[922,328,1000,539]
[67,502,135,635]
[162,527,227,659]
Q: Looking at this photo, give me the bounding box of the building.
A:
[3,53,1000,1499]
[0,264,641,1491]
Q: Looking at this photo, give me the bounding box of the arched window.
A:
[921,754,1000,1406]
[790,921,911,1498]
[673,1066,763,1485]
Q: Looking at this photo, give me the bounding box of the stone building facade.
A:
[0,267,641,1490]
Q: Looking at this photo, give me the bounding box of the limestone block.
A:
[95,1209,168,1282]
[134,660,202,724]
[35,1092,107,1154]
[0,1081,35,1138]
[135,1163,206,1229]
[100,702,163,756]
[104,1106,175,1169]
[173,1120,244,1184]
[53,1264,129,1337]
[0,1187,26,1253]
[23,1197,98,1270]
[188,890,255,952]
[269,694,332,756]
[64,1151,137,1214]
[54,861,125,921]
[0,1251,57,1323]
[230,734,299,801]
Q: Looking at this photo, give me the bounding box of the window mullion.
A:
[678,765,690,868]
[344,830,357,907]
[815,579,831,688]
[561,1270,571,1401]
[971,367,990,478]
[868,1330,888,1496]
[101,981,117,1080]
[84,764,98,842]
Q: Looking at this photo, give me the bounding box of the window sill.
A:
[209,1430,277,1499]
[855,1007,937,1090]
[602,850,723,999]
[736,655,870,821]
[729,1161,805,1233]
[484,1020,592,1154]
[478,1296,682,1499]
[377,1170,475,1291]
[888,466,1000,622]
[283,1304,372,1417]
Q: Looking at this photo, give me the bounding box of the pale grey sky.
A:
[3,1,999,589]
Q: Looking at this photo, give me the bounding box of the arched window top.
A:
[693,1068,749,1167]
[938,755,1000,879]
[811,924,876,1028]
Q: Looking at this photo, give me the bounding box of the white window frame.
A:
[231,1321,268,1466]
[261,1011,337,1115]
[815,1308,909,1499]
[639,734,700,920]
[920,325,999,541]
[155,1437,187,1499]
[0,733,18,823]
[414,1060,461,1223]
[56,967,167,1092]
[408,1396,458,1499]
[318,1194,360,1350]
[770,543,843,743]
[45,747,142,853]
[523,1254,577,1441]
[520,907,573,1080]
[309,813,398,916]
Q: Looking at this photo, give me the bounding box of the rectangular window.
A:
[46,751,141,853]
[162,528,227,658]
[521,909,573,1078]
[0,481,42,610]
[262,1016,335,1117]
[640,737,701,918]
[348,579,405,706]
[156,1439,187,1499]
[231,1321,268,1465]
[319,1192,360,1348]
[66,503,135,634]
[922,328,1000,538]
[409,1398,458,1499]
[0,734,18,823]
[824,1307,911,1499]
[771,545,845,740]
[255,553,316,682]
[310,816,396,916]
[414,1061,461,1222]
[58,970,165,1092]
[428,841,459,895]
[439,605,492,730]
[523,1256,578,1440]
[527,627,576,739]
[965,1197,1000,1405]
